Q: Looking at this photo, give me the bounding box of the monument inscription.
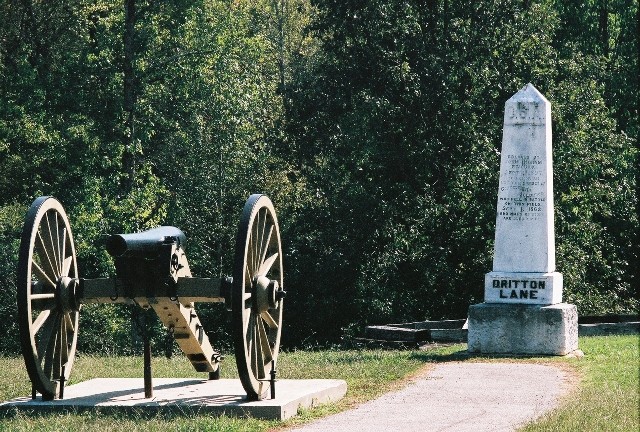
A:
[497,154,545,222]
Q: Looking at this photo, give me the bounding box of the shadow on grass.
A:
[0,404,261,423]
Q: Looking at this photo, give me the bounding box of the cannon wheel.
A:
[232,194,284,400]
[17,197,79,400]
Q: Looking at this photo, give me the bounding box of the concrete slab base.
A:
[467,302,578,355]
[0,378,347,420]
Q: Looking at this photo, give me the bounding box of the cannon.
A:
[16,194,285,402]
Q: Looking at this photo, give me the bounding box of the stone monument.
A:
[467,84,578,355]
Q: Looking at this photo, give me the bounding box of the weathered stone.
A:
[467,303,578,355]
[430,328,468,342]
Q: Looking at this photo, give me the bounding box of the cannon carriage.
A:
[17,194,285,402]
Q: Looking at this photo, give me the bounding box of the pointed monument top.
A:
[506,83,549,105]
[504,84,550,126]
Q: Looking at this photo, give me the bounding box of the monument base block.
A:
[467,303,578,355]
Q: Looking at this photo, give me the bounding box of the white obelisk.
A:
[485,83,562,305]
[468,84,578,356]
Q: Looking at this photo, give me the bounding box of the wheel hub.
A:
[253,275,284,313]
[56,276,80,312]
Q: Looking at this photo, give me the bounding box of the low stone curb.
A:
[361,317,639,346]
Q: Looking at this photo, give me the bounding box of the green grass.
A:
[0,336,637,431]
[521,335,639,432]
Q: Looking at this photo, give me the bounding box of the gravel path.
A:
[289,362,570,432]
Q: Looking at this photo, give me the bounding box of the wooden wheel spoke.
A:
[251,210,265,274]
[32,261,56,289]
[37,311,59,360]
[255,211,267,274]
[244,310,252,338]
[259,224,273,270]
[52,212,64,276]
[257,317,273,364]
[30,281,55,310]
[251,314,266,379]
[40,312,61,369]
[261,311,278,330]
[52,212,62,273]
[64,313,75,334]
[258,252,279,276]
[246,315,256,370]
[251,320,264,379]
[43,212,61,278]
[59,227,67,276]
[42,332,59,379]
[51,335,62,381]
[61,256,73,278]
[35,232,58,282]
[32,310,52,334]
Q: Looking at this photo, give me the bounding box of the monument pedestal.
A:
[467,303,578,355]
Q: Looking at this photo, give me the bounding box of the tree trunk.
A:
[599,0,609,57]
[123,0,137,194]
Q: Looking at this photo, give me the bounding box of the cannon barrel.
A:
[106,226,187,257]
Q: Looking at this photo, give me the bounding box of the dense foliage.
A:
[0,0,637,353]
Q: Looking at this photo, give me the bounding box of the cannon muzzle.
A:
[106,226,187,257]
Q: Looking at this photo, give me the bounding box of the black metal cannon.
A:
[17,194,285,401]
